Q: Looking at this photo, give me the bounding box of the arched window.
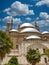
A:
[16,45,19,49]
[44,57,47,63]
[43,48,45,53]
[36,48,39,50]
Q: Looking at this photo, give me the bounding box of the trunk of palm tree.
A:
[0,59,2,65]
[32,62,36,65]
[48,57,49,61]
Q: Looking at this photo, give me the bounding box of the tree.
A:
[0,31,13,65]
[44,48,49,61]
[5,56,19,65]
[26,49,41,65]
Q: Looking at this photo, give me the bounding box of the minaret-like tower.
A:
[6,17,13,34]
[10,17,13,30]
[18,24,21,32]
[34,21,40,31]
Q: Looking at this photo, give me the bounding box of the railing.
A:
[8,49,20,57]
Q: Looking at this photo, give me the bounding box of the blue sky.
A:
[0,0,49,32]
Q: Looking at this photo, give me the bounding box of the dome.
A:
[42,31,49,34]
[20,23,34,28]
[20,28,39,33]
[26,35,41,39]
[10,29,18,32]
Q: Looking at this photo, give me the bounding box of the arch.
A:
[27,43,47,51]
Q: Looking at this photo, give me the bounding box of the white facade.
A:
[2,22,49,65]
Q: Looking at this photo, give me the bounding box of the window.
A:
[44,58,47,63]
[16,45,19,49]
[43,48,45,53]
[36,48,39,50]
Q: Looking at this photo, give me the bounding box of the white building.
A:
[2,21,49,65]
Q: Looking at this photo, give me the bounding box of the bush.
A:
[5,56,19,65]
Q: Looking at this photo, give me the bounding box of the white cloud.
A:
[36,17,39,20]
[3,16,12,22]
[26,17,32,21]
[2,26,6,30]
[13,18,21,23]
[0,25,6,31]
[28,4,33,7]
[3,16,21,23]
[4,8,10,12]
[37,20,49,27]
[3,26,6,28]
[29,10,34,15]
[36,0,49,7]
[4,1,34,16]
[40,12,49,19]
[36,12,49,27]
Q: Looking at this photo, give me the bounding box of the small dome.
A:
[42,31,49,34]
[20,28,39,33]
[10,29,18,32]
[20,23,34,28]
[26,35,41,39]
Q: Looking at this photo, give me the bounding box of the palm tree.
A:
[45,48,49,57]
[44,48,49,61]
[26,49,41,65]
[0,31,13,65]
[42,48,49,65]
[5,56,19,65]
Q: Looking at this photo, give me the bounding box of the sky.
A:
[0,0,49,32]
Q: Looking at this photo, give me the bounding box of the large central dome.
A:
[20,28,39,33]
[26,35,41,39]
[20,23,34,28]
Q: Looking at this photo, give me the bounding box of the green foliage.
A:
[26,49,41,65]
[45,48,49,57]
[0,31,13,60]
[5,56,19,65]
